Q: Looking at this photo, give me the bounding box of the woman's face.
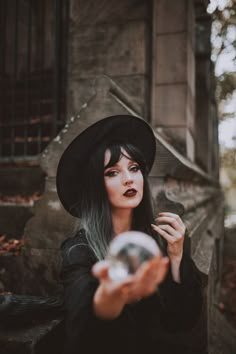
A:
[104,148,144,212]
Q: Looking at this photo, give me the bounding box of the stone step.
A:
[0,166,45,197]
[0,317,64,354]
[0,204,33,239]
[0,166,45,238]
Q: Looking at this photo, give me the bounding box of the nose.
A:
[122,170,133,186]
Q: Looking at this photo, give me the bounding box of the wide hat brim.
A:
[56,115,156,217]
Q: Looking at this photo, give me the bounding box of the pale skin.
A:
[92,149,186,320]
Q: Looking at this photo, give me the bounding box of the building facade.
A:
[0,0,226,353]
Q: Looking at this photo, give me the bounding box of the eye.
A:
[130,164,140,172]
[104,170,118,177]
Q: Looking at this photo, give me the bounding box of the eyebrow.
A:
[104,159,137,171]
[104,163,118,171]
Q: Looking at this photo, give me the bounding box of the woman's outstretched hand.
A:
[92,255,169,320]
[151,212,186,282]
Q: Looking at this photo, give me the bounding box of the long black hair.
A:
[74,142,162,260]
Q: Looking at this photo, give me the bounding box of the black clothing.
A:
[60,230,203,354]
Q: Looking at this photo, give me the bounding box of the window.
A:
[0,0,69,161]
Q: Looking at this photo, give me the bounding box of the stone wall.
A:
[67,0,152,119]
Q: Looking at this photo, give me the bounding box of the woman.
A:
[57,115,203,354]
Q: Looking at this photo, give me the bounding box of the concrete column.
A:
[211,101,219,180]
[151,0,195,161]
[195,9,213,173]
[67,0,152,119]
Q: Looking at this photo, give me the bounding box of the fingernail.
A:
[152,224,160,228]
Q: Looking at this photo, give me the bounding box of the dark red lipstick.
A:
[124,188,137,197]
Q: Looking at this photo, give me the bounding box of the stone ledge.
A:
[0,204,33,239]
[151,128,219,185]
[149,186,223,276]
[0,166,45,197]
[0,316,64,354]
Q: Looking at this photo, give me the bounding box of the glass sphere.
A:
[107,231,161,281]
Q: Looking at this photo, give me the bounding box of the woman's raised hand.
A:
[151,212,186,262]
[92,256,169,320]
[151,212,186,283]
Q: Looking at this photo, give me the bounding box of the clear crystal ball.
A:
[107,231,161,281]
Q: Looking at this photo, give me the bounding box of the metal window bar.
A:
[0,0,68,162]
[24,0,32,157]
[0,0,7,157]
[37,0,45,155]
[53,0,62,138]
[10,0,19,158]
[63,0,69,117]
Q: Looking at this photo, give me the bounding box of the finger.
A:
[155,216,182,231]
[125,277,154,300]
[119,276,143,302]
[119,280,137,300]
[108,274,136,296]
[155,220,185,238]
[118,276,135,287]
[92,260,110,279]
[135,255,163,282]
[151,224,176,244]
[157,224,180,238]
[145,256,169,278]
[124,257,169,301]
[158,212,183,227]
[145,256,169,279]
[135,258,169,296]
[134,260,152,279]
[136,254,162,275]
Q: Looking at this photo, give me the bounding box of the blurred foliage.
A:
[211,0,236,58]
[217,72,236,100]
[221,146,236,167]
[210,1,236,202]
[210,0,236,111]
